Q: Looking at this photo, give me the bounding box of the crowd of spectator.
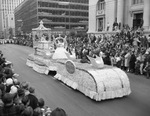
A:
[0,51,67,116]
[72,27,150,79]
[1,26,150,80]
[0,35,33,47]
[14,36,33,47]
[0,26,149,116]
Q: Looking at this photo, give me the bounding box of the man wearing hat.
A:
[5,78,13,93]
[3,67,14,79]
[27,86,38,110]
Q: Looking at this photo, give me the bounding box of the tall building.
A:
[14,0,89,35]
[88,0,150,35]
[0,0,24,39]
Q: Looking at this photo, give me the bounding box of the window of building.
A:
[97,0,105,11]
[132,0,143,5]
[97,18,103,31]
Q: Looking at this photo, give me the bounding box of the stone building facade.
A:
[88,0,150,35]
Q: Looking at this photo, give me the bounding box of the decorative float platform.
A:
[26,20,131,101]
[27,54,131,101]
[55,60,131,101]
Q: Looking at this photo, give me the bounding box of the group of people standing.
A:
[72,27,150,79]
[0,51,67,116]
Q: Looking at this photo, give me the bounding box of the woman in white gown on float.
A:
[52,35,69,59]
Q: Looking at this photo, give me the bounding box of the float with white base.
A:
[26,20,57,74]
[26,21,131,101]
[53,56,131,101]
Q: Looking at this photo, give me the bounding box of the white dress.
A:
[124,52,131,67]
[52,42,68,59]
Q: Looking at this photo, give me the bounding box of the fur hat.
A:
[6,78,13,86]
[10,85,18,94]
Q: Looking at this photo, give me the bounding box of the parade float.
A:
[26,20,56,74]
[26,21,131,101]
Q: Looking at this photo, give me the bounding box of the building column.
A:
[105,0,117,31]
[143,0,150,30]
[117,0,124,28]
[103,17,105,31]
[88,0,99,33]
[96,18,98,31]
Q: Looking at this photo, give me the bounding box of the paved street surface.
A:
[0,44,150,116]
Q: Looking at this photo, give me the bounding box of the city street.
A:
[0,44,150,116]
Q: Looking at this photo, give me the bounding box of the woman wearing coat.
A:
[124,50,131,72]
